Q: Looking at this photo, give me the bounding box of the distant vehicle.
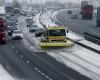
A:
[81,5,93,19]
[0,7,5,17]
[0,17,6,44]
[67,10,72,14]
[25,18,34,27]
[70,14,78,19]
[13,2,21,14]
[7,19,17,26]
[29,24,38,32]
[6,17,18,26]
[81,1,88,8]
[20,10,26,16]
[96,7,100,26]
[0,31,6,44]
[8,25,17,36]
[5,14,11,19]
[26,12,32,17]
[5,4,14,16]
[25,18,33,22]
[12,30,23,40]
[35,28,45,37]
[32,10,39,14]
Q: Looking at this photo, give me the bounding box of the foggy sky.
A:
[6,0,83,4]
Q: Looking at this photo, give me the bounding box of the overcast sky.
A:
[6,0,83,4]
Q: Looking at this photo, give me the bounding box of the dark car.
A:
[29,24,38,32]
[67,10,72,14]
[35,28,45,37]
[25,18,34,27]
[8,25,17,36]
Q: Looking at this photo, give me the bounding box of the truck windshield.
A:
[48,29,66,36]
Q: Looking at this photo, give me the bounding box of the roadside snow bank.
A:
[0,64,15,80]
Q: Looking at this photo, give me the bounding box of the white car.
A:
[70,14,78,19]
[12,30,23,40]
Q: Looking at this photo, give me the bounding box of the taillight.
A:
[3,37,5,40]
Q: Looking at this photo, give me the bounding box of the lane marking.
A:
[16,50,18,53]
[20,55,24,58]
[49,79,53,80]
[34,67,52,80]
[45,75,50,79]
[26,60,30,63]
[12,46,15,48]
[41,72,45,76]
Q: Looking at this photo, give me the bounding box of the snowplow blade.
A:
[39,41,74,48]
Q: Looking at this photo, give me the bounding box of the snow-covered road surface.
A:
[17,10,100,80]
[40,11,100,80]
[0,64,15,80]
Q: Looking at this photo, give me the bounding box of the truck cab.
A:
[46,27,67,42]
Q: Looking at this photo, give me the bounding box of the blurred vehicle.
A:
[5,4,14,16]
[35,28,45,37]
[96,7,100,26]
[6,17,18,26]
[0,31,6,44]
[26,12,32,17]
[32,10,39,14]
[81,5,93,19]
[5,14,11,19]
[25,18,34,27]
[8,25,17,36]
[67,10,72,14]
[29,24,38,32]
[70,14,78,19]
[12,30,23,40]
[7,20,18,26]
[0,17,6,44]
[20,10,26,16]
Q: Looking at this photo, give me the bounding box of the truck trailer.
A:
[5,4,14,18]
[0,17,6,43]
[81,5,93,19]
[96,7,100,26]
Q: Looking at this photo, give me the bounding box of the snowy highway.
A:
[38,10,100,80]
[0,12,91,80]
[0,6,100,80]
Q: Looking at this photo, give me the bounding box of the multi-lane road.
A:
[56,10,100,37]
[0,14,91,80]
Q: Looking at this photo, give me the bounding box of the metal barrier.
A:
[84,32,100,45]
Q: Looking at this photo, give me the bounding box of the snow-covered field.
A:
[0,64,15,80]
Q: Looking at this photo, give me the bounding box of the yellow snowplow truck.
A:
[39,26,73,48]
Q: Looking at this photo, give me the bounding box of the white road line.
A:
[45,75,50,79]
[16,50,18,53]
[26,60,30,63]
[20,55,24,58]
[34,67,52,79]
[49,79,53,80]
[11,45,14,48]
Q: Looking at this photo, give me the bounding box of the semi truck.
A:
[13,2,21,14]
[96,7,100,26]
[5,4,14,18]
[0,17,6,43]
[81,5,93,19]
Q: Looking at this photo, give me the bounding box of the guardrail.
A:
[84,32,100,45]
